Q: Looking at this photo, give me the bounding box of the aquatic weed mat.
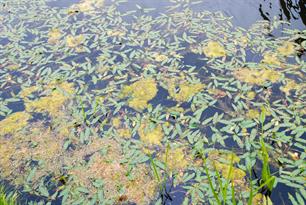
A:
[0,0,305,204]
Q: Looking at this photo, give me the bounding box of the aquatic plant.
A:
[0,186,18,205]
[0,0,305,204]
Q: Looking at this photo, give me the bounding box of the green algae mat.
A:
[0,0,305,204]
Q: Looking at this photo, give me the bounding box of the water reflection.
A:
[113,0,306,29]
[260,0,306,26]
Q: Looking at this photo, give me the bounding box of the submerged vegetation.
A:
[0,0,305,204]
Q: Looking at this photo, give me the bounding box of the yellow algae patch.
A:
[138,121,163,145]
[262,52,282,66]
[48,28,62,44]
[246,109,260,119]
[107,30,126,37]
[233,68,281,85]
[66,35,85,48]
[69,0,104,13]
[69,138,157,204]
[280,79,304,95]
[252,194,273,205]
[7,64,20,70]
[153,53,168,62]
[161,147,189,171]
[207,88,227,99]
[112,117,121,128]
[0,112,31,136]
[277,41,295,56]
[208,151,246,182]
[0,138,29,178]
[213,161,246,181]
[208,150,240,163]
[0,122,67,182]
[25,82,74,117]
[30,127,64,162]
[120,78,158,110]
[240,36,248,47]
[246,91,256,100]
[168,82,204,102]
[117,128,132,138]
[203,41,226,58]
[20,86,39,99]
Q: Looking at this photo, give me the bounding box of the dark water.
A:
[48,0,306,29]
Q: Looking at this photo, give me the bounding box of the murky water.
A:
[0,0,305,205]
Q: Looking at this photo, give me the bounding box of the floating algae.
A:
[0,119,158,204]
[262,52,282,66]
[233,67,281,85]
[117,128,132,138]
[168,81,204,102]
[0,0,305,204]
[277,41,296,56]
[48,28,62,44]
[138,120,163,145]
[69,0,105,13]
[203,41,226,58]
[68,138,157,204]
[252,193,273,205]
[120,78,158,110]
[0,112,31,136]
[153,53,169,62]
[207,150,246,183]
[246,109,260,119]
[25,82,74,117]
[0,121,67,183]
[107,30,126,37]
[66,35,85,48]
[280,79,304,95]
[161,147,189,171]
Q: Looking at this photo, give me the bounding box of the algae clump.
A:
[277,41,295,56]
[262,52,282,66]
[246,109,260,119]
[68,138,157,204]
[168,82,204,102]
[208,150,246,182]
[69,0,105,13]
[0,112,31,136]
[25,82,74,117]
[203,41,226,58]
[48,28,62,44]
[153,53,168,62]
[234,68,281,85]
[120,78,158,110]
[161,147,189,171]
[138,121,163,145]
[66,35,85,48]
[280,79,304,95]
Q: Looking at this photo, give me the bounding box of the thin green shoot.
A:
[202,156,221,205]
[0,186,18,205]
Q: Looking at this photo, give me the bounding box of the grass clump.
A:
[0,186,18,205]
